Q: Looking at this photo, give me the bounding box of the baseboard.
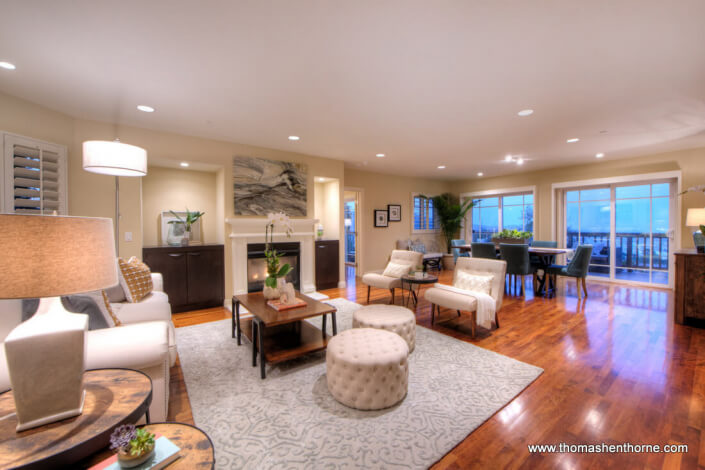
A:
[337,281,346,288]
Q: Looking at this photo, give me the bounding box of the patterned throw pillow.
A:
[117,256,153,303]
[382,262,412,278]
[453,270,493,295]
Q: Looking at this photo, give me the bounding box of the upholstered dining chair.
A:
[499,243,532,296]
[470,242,497,259]
[529,240,558,287]
[423,257,506,338]
[361,249,423,304]
[545,244,593,300]
[451,239,469,263]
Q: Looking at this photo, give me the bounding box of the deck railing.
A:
[566,231,669,270]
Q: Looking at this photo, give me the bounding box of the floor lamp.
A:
[82,140,148,253]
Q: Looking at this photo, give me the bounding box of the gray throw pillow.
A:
[61,296,110,330]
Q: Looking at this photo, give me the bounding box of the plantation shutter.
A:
[2,133,67,215]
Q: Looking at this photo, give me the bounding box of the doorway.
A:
[344,189,361,281]
[560,178,676,287]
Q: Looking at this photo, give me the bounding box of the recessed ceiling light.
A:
[376,153,385,158]
[477,172,484,177]
[137,105,155,113]
[288,136,300,141]
[0,61,16,70]
[596,153,604,158]
[566,138,580,143]
[516,158,525,165]
[517,109,534,117]
[505,155,513,162]
[437,165,446,169]
[316,177,325,182]
[180,162,189,167]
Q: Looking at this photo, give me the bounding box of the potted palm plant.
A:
[420,193,474,269]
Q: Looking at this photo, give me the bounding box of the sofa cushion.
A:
[118,257,154,303]
[105,283,126,303]
[424,286,478,312]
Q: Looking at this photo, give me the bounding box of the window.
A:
[469,192,534,241]
[413,195,437,232]
[2,133,68,214]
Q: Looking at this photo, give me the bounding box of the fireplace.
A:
[247,242,300,292]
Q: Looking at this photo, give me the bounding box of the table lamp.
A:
[686,208,705,253]
[0,214,117,431]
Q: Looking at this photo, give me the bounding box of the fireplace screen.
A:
[247,242,300,292]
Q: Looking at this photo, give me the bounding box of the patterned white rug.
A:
[176,298,542,469]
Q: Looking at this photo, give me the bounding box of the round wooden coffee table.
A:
[0,368,152,470]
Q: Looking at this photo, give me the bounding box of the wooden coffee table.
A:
[0,368,152,470]
[232,292,337,379]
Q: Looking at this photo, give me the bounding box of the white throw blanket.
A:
[433,283,497,329]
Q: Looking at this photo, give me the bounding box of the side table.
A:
[0,368,152,470]
[401,273,438,308]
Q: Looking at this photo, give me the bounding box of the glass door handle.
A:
[667,229,675,240]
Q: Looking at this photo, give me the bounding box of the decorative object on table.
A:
[165,209,204,246]
[0,214,117,431]
[82,140,147,253]
[262,212,294,299]
[233,156,307,216]
[374,209,388,227]
[413,264,425,279]
[418,193,474,269]
[491,228,532,247]
[316,223,324,240]
[388,204,401,222]
[267,297,308,311]
[109,424,156,468]
[685,208,705,254]
[279,282,297,305]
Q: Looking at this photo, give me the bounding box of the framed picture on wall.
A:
[374,209,389,227]
[388,204,401,222]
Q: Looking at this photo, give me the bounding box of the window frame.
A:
[411,192,439,234]
[459,186,536,241]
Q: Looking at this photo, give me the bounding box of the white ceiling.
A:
[1,0,705,179]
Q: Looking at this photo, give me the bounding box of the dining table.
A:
[456,245,569,296]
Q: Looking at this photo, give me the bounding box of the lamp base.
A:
[3,296,88,432]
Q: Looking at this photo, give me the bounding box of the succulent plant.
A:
[110,424,136,451]
[129,427,156,456]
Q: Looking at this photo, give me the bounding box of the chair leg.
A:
[471,311,476,338]
[582,277,588,298]
[520,275,525,296]
[576,277,581,300]
[533,273,537,293]
[431,304,436,325]
[495,310,500,328]
[390,288,395,305]
[457,309,461,317]
[366,285,371,304]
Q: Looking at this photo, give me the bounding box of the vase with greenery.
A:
[110,424,156,468]
[263,212,294,299]
[491,228,532,246]
[168,209,205,246]
[420,193,474,253]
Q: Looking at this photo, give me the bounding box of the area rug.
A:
[176,298,543,469]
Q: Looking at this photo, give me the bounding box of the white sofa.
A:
[361,250,424,304]
[0,272,176,422]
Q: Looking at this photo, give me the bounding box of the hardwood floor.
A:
[170,269,705,469]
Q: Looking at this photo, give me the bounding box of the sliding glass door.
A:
[563,180,675,287]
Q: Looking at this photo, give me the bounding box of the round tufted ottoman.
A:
[352,305,416,352]
[326,328,409,410]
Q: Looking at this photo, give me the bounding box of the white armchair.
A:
[424,257,507,337]
[361,250,424,304]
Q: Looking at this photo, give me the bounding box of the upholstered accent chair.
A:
[361,249,423,304]
[451,239,470,263]
[470,242,497,259]
[545,244,593,300]
[423,257,506,337]
[499,243,532,296]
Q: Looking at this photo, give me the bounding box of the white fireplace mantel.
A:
[225,217,319,296]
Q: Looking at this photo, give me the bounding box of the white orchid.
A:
[681,184,705,196]
[263,211,293,288]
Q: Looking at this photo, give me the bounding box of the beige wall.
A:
[344,169,447,273]
[142,167,219,247]
[450,147,705,249]
[0,90,345,301]
[314,180,341,241]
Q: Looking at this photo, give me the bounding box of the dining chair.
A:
[545,245,593,300]
[499,243,532,296]
[530,240,558,290]
[451,239,469,263]
[470,242,497,259]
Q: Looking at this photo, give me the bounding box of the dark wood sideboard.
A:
[674,249,705,325]
[143,244,225,313]
[315,240,339,290]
